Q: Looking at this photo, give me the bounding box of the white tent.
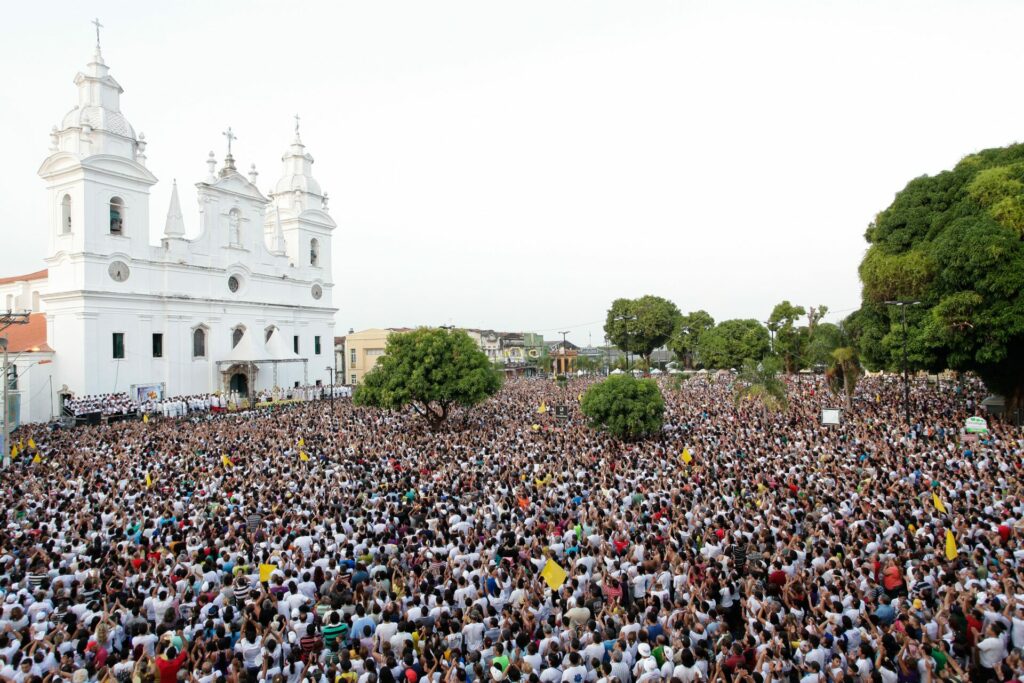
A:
[222,328,262,362]
[610,369,624,375]
[650,368,664,375]
[265,327,300,360]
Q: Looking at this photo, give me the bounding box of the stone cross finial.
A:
[92,18,103,48]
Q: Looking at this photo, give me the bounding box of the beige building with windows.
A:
[344,328,411,384]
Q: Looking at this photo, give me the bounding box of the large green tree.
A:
[667,310,715,368]
[805,321,843,368]
[855,143,1024,413]
[768,300,807,373]
[354,328,503,429]
[603,295,681,367]
[697,319,770,369]
[580,374,665,439]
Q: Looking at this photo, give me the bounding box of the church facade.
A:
[2,41,337,422]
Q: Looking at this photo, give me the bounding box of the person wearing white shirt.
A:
[977,623,1008,674]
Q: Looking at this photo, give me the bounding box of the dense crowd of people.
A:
[2,373,1021,683]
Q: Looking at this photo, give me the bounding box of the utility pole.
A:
[884,301,921,425]
[0,311,31,468]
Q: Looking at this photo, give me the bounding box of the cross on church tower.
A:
[92,18,103,48]
[220,127,238,175]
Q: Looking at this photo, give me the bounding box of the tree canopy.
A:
[580,374,665,440]
[603,295,681,365]
[697,319,770,369]
[667,310,715,368]
[767,300,806,373]
[353,328,503,429]
[854,142,1024,411]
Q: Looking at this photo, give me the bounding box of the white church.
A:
[0,38,337,424]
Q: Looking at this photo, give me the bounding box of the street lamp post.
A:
[558,331,569,376]
[614,314,636,371]
[763,320,776,354]
[884,300,922,425]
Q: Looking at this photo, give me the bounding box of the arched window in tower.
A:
[109,197,125,234]
[265,326,276,343]
[192,327,207,358]
[61,194,72,234]
[228,209,241,246]
[310,238,320,266]
[232,326,245,349]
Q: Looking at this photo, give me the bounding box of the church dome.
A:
[61,105,136,139]
[273,152,323,197]
[274,169,321,197]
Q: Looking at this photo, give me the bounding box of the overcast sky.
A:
[3,0,1023,346]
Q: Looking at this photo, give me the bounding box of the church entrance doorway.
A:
[229,372,248,397]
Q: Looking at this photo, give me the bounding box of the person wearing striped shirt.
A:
[321,610,348,662]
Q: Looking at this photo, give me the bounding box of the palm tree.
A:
[826,346,862,409]
[733,356,788,411]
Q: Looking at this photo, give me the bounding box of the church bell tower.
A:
[38,25,157,294]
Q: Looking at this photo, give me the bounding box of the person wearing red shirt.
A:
[155,645,188,683]
[768,561,787,597]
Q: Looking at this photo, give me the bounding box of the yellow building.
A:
[344,328,410,384]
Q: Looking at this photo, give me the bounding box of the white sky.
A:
[2,0,1022,346]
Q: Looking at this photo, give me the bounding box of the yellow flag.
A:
[222,455,233,468]
[531,424,540,431]
[10,445,18,459]
[537,402,547,414]
[143,413,149,424]
[539,559,567,590]
[577,393,582,401]
[258,563,277,582]
[299,451,309,462]
[932,492,947,515]
[145,473,152,488]
[682,448,693,464]
[27,437,35,449]
[298,438,305,447]
[32,454,41,465]
[944,529,959,561]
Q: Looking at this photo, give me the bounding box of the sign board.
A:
[554,405,569,420]
[965,416,988,433]
[821,408,841,426]
[132,383,165,404]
